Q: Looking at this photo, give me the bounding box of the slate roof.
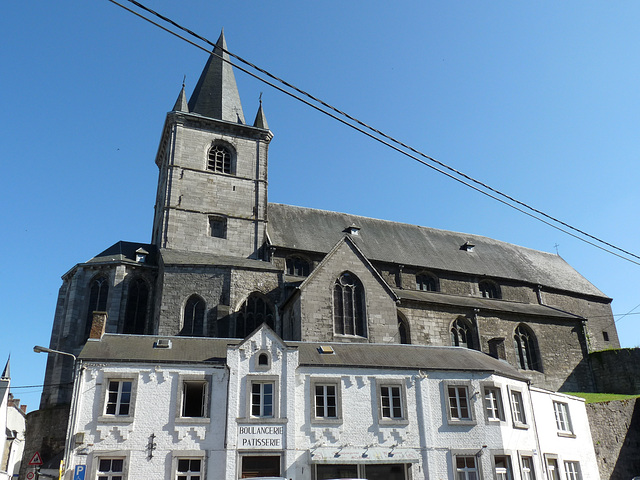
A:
[160,248,281,271]
[267,203,606,298]
[79,334,525,380]
[394,289,583,320]
[85,241,157,266]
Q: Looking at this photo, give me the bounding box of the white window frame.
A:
[376,380,408,424]
[310,378,342,424]
[507,387,528,429]
[518,452,536,480]
[172,451,206,480]
[98,374,137,423]
[482,383,505,422]
[90,450,129,480]
[544,455,560,480]
[246,375,279,420]
[492,454,513,480]
[564,461,581,480]
[553,401,574,436]
[176,375,210,423]
[444,382,475,425]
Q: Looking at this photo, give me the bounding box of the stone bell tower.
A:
[152,30,273,259]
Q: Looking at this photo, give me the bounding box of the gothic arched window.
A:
[181,295,205,336]
[514,324,541,371]
[235,294,275,338]
[333,272,366,337]
[398,315,410,345]
[84,275,109,340]
[451,317,475,349]
[123,278,149,334]
[416,272,438,292]
[479,280,501,299]
[207,144,232,174]
[285,256,310,277]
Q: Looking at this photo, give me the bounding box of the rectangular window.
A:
[315,384,337,418]
[546,458,560,480]
[380,385,404,419]
[97,458,124,480]
[564,461,581,480]
[176,458,202,480]
[510,390,526,426]
[484,387,504,421]
[448,386,471,420]
[251,382,274,417]
[494,456,513,480]
[105,381,132,416]
[521,456,535,480]
[455,456,478,480]
[209,216,227,239]
[553,401,573,434]
[182,381,207,418]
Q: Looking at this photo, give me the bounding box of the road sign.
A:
[28,452,43,465]
[26,472,35,480]
[74,465,87,480]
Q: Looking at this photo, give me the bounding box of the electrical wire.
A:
[107,0,640,267]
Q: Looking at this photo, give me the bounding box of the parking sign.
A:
[73,465,86,480]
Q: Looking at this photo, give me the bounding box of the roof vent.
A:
[154,339,172,349]
[344,224,361,235]
[136,247,149,263]
[317,345,335,355]
[460,241,475,252]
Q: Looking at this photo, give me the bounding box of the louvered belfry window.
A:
[208,144,231,174]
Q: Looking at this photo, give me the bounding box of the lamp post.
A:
[33,346,80,480]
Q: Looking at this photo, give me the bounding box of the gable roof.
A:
[266,203,606,298]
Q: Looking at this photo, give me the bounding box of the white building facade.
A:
[63,326,599,480]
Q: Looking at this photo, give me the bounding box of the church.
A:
[35,31,612,479]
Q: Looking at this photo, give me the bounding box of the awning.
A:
[309,447,420,464]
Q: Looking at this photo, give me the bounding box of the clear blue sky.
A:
[3,2,639,410]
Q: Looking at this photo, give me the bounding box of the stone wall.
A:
[589,348,640,394]
[586,398,640,480]
[20,404,70,479]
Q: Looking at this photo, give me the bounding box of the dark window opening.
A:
[333,272,366,337]
[479,280,500,299]
[235,294,275,338]
[241,455,280,478]
[398,317,410,344]
[85,276,109,340]
[182,295,205,336]
[514,324,541,371]
[209,216,227,239]
[451,318,475,349]
[416,273,438,292]
[207,144,231,174]
[286,256,310,276]
[123,278,148,334]
[182,381,206,417]
[603,331,609,341]
[258,353,269,366]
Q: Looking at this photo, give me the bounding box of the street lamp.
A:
[33,346,77,363]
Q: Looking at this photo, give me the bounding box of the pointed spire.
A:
[188,30,245,123]
[172,78,189,113]
[1,356,9,380]
[253,95,269,130]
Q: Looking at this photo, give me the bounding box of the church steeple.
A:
[188,30,245,124]
[253,98,269,130]
[172,83,189,112]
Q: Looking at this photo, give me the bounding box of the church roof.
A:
[79,334,525,380]
[266,203,606,298]
[85,241,157,265]
[188,30,245,123]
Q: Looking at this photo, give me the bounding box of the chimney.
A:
[21,405,27,413]
[89,311,108,339]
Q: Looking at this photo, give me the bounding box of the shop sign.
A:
[238,425,285,449]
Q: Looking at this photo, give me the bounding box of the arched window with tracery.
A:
[479,280,501,299]
[416,272,438,292]
[451,317,475,349]
[84,275,109,340]
[398,315,410,344]
[285,256,310,277]
[333,272,366,337]
[181,295,205,336]
[514,324,540,371]
[235,293,275,338]
[123,277,149,334]
[207,144,232,174]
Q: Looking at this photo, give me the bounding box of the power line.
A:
[108,0,640,267]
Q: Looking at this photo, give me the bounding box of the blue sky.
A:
[3,2,639,410]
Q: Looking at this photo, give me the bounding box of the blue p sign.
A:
[74,465,86,480]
